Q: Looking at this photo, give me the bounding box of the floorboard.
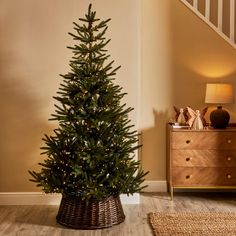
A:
[0,192,236,236]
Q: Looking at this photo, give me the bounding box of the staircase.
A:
[180,0,236,48]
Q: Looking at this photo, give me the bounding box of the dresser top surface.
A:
[169,125,236,132]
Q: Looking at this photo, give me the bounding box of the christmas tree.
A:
[29,4,147,202]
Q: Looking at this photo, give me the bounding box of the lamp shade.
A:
[205,83,234,104]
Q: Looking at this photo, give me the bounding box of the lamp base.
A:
[210,106,230,129]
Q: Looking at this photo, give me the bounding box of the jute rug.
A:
[149,212,236,236]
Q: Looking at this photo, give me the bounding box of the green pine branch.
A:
[29,3,148,202]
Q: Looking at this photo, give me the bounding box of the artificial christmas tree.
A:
[29,4,147,229]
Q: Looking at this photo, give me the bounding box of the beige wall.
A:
[1,0,236,191]
[0,0,140,191]
[140,0,172,181]
[141,0,236,180]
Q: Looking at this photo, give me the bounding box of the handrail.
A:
[180,0,236,48]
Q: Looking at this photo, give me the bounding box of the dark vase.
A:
[210,106,230,129]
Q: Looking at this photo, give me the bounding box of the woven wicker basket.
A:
[56,194,125,229]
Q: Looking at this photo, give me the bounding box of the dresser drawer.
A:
[172,167,236,186]
[172,150,236,167]
[172,131,236,150]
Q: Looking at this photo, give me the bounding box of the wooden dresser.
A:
[167,125,236,199]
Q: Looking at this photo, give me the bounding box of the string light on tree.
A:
[29,4,148,203]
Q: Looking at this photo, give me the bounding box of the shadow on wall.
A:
[169,0,236,116]
[0,50,51,192]
[141,0,236,183]
[140,109,169,180]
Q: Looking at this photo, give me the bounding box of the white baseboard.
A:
[120,193,140,204]
[0,181,166,205]
[0,192,62,205]
[142,180,167,192]
[0,192,140,205]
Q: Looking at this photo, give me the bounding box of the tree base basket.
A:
[56,194,125,229]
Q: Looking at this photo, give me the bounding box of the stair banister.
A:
[218,0,223,31]
[230,0,235,42]
[180,0,236,48]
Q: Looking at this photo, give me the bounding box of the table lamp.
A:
[205,83,234,129]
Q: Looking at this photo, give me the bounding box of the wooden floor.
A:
[0,192,236,236]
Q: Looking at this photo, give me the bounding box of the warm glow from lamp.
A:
[205,83,234,104]
[184,55,236,78]
[205,83,234,129]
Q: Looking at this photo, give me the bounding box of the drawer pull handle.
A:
[186,157,192,162]
[227,156,232,161]
[227,139,232,144]
[186,175,192,179]
[186,140,191,144]
[226,174,232,179]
